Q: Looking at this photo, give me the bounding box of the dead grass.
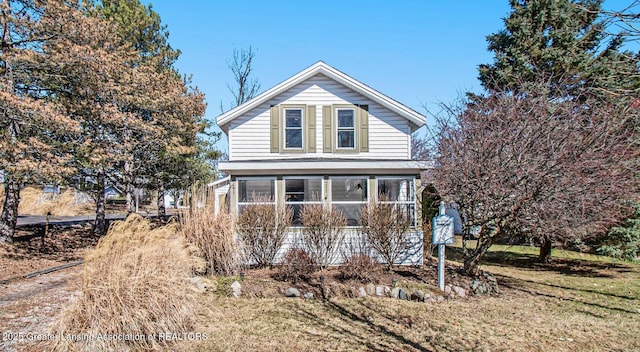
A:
[189,243,640,352]
[180,208,241,276]
[49,214,201,351]
[17,186,94,216]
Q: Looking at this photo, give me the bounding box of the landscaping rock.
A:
[190,277,207,293]
[391,287,401,299]
[285,287,301,298]
[424,293,432,302]
[366,283,376,296]
[444,284,452,295]
[375,286,385,296]
[231,280,242,298]
[411,290,425,301]
[453,286,466,298]
[358,286,367,298]
[436,295,445,302]
[398,288,408,300]
[303,292,314,299]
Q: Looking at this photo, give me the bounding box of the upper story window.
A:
[336,109,355,149]
[284,108,303,149]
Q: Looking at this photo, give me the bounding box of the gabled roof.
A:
[216,61,426,130]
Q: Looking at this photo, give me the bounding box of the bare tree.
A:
[432,78,640,275]
[223,46,261,111]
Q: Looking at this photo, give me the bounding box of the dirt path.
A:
[0,266,82,352]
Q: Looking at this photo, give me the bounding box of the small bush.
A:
[300,204,347,268]
[49,214,200,351]
[276,248,317,283]
[180,207,241,276]
[236,200,292,267]
[339,253,379,283]
[360,197,413,269]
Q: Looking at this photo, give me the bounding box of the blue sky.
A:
[147,0,635,151]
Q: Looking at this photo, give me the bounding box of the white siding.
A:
[229,74,411,161]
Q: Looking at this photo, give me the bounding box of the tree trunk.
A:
[463,228,497,276]
[124,160,134,214]
[157,182,166,218]
[539,236,552,263]
[0,175,21,244]
[94,171,108,236]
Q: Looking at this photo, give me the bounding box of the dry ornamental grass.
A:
[49,214,201,351]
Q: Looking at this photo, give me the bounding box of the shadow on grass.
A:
[497,275,639,315]
[296,299,434,352]
[445,246,633,278]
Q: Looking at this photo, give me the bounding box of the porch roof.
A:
[219,158,433,176]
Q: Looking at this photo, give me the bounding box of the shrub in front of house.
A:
[300,203,347,268]
[180,207,241,276]
[359,197,412,269]
[339,253,380,283]
[276,248,317,283]
[236,201,292,268]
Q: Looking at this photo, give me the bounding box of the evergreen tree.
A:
[479,0,639,98]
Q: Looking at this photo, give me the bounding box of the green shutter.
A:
[359,105,369,152]
[307,105,316,153]
[270,105,279,153]
[322,105,332,152]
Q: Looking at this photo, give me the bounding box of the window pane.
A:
[331,178,367,201]
[285,129,302,148]
[334,204,363,226]
[285,109,302,127]
[238,179,274,202]
[337,130,354,148]
[337,109,354,127]
[285,179,322,202]
[378,179,414,201]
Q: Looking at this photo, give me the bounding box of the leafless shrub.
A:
[339,253,380,283]
[359,196,413,269]
[276,248,317,283]
[300,204,347,268]
[180,207,240,276]
[50,214,200,351]
[236,198,292,267]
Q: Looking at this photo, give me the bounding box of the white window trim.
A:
[375,176,417,228]
[283,107,305,150]
[335,107,356,150]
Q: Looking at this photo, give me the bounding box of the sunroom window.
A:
[336,109,355,149]
[377,177,416,227]
[237,178,276,214]
[284,178,323,226]
[331,177,367,226]
[284,108,303,149]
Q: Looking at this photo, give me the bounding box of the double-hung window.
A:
[336,108,355,149]
[284,108,303,149]
[237,178,276,214]
[331,177,367,226]
[284,178,323,226]
[377,177,416,227]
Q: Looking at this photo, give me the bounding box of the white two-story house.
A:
[212,61,431,265]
